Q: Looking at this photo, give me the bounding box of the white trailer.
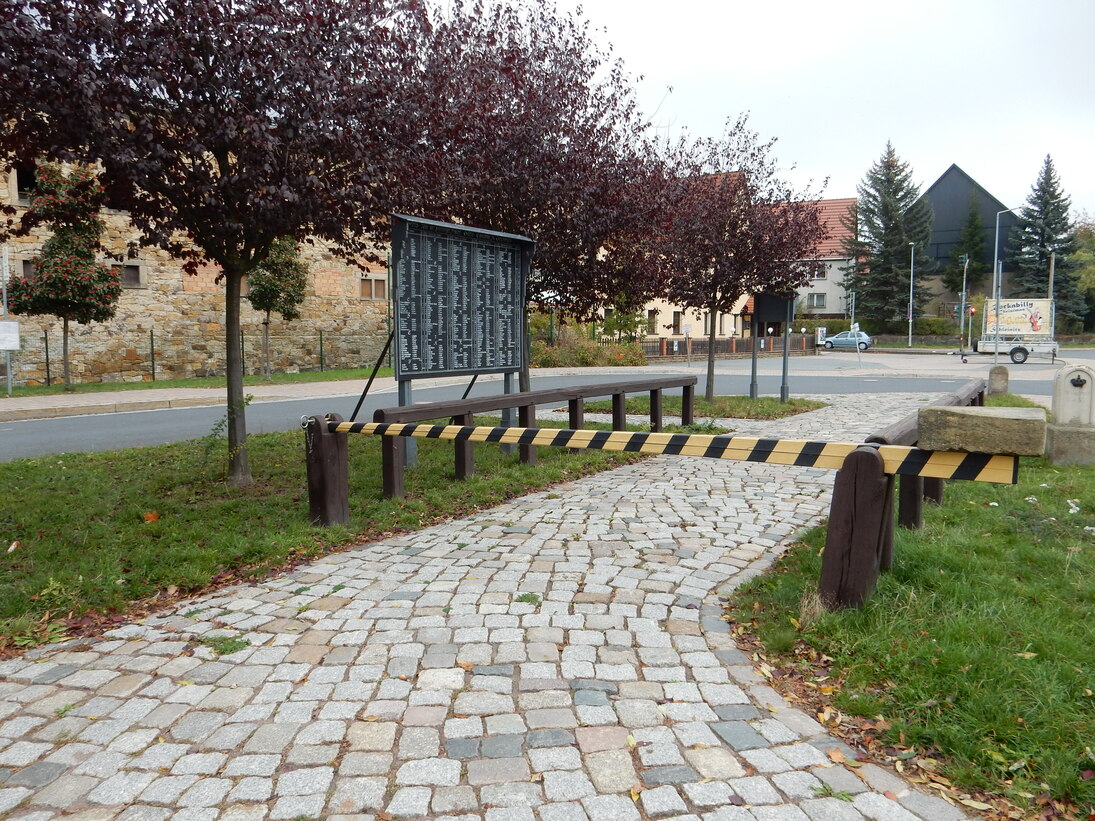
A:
[973,299,1057,364]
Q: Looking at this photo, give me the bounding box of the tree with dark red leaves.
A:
[404,0,674,324]
[663,117,827,401]
[0,0,427,485]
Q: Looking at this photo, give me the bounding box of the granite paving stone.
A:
[0,393,970,821]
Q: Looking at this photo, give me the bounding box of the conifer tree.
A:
[941,198,988,296]
[842,143,933,329]
[1007,155,1084,327]
[7,163,121,389]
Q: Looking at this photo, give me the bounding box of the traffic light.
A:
[969,306,976,315]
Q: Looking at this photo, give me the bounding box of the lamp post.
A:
[907,242,915,347]
[992,207,1022,364]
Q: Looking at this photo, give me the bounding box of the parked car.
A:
[823,330,873,351]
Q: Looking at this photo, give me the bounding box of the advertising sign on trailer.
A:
[983,299,1054,337]
[390,215,534,382]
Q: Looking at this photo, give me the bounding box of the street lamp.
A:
[907,242,915,347]
[992,207,1022,364]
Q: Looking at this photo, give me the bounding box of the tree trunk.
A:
[224,268,252,486]
[705,302,717,402]
[62,316,72,391]
[262,314,271,380]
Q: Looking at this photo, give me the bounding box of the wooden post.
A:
[377,411,405,500]
[650,389,663,433]
[819,446,894,609]
[454,412,474,480]
[659,338,667,356]
[923,478,945,505]
[612,393,627,430]
[305,413,349,526]
[897,475,924,532]
[681,384,695,426]
[519,404,537,465]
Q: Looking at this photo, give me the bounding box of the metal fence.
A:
[635,335,817,358]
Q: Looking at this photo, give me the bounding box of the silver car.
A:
[823,331,873,351]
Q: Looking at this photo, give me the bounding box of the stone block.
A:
[918,406,1046,455]
[988,365,1009,395]
[1052,365,1095,426]
[1045,424,1095,466]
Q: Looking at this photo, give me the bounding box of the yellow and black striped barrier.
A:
[328,421,1018,485]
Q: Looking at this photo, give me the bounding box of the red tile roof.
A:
[810,197,856,259]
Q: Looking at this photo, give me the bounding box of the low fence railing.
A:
[818,378,988,607]
[304,375,697,517]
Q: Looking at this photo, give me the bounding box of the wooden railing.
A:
[819,378,987,608]
[304,376,696,518]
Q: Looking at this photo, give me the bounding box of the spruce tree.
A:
[1007,155,1084,327]
[842,143,933,330]
[941,198,988,296]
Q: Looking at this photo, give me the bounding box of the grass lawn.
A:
[726,399,1095,816]
[2,366,394,397]
[581,394,826,420]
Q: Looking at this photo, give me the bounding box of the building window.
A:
[112,264,143,288]
[21,260,36,281]
[811,268,826,280]
[16,166,36,203]
[671,311,682,335]
[360,277,387,300]
[718,313,726,335]
[646,309,658,335]
[807,293,826,309]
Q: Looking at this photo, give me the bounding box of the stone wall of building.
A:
[1,172,390,385]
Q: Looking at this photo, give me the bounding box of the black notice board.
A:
[391,214,534,381]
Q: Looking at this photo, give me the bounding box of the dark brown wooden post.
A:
[454,412,474,480]
[611,393,627,430]
[649,389,663,433]
[376,411,405,500]
[681,384,695,426]
[923,478,944,505]
[659,338,667,356]
[568,397,584,430]
[819,446,895,609]
[518,404,537,465]
[897,475,924,531]
[305,413,349,526]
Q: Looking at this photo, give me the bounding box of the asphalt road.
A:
[2,349,1090,462]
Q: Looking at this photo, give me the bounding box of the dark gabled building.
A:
[920,163,1019,274]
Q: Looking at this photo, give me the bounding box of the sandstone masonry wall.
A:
[1,172,390,385]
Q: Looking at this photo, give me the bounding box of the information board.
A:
[391,214,534,381]
[0,320,19,351]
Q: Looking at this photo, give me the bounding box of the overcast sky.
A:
[559,0,1094,217]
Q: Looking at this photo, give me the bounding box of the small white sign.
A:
[683,324,692,335]
[850,322,860,332]
[0,320,19,351]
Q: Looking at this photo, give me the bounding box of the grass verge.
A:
[725,397,1095,817]
[581,394,826,420]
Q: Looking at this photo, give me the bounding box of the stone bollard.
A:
[988,364,1009,395]
[918,406,1047,456]
[1046,364,1095,465]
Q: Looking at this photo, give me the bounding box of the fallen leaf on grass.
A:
[143,511,159,522]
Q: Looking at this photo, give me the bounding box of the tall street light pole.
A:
[992,207,1021,365]
[907,242,915,347]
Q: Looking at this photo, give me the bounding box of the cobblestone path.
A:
[0,394,969,821]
